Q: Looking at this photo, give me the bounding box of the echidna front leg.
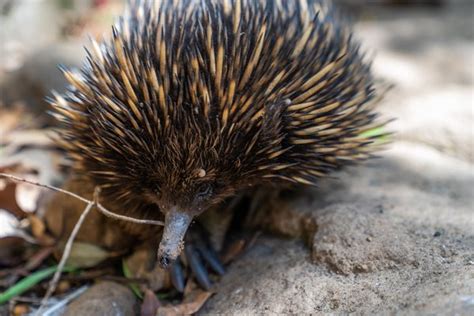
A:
[166,197,238,291]
[169,223,225,291]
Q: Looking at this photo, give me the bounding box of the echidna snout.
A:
[157,208,193,268]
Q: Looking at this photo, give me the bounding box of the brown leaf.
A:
[29,214,45,239]
[23,247,54,271]
[28,214,55,246]
[141,289,160,316]
[58,241,112,268]
[157,286,213,316]
[0,180,25,218]
[0,246,54,278]
[43,177,135,252]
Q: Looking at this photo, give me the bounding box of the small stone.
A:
[329,299,340,310]
[64,281,137,316]
[377,205,384,214]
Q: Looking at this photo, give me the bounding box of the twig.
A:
[0,173,89,203]
[41,285,89,316]
[0,172,166,314]
[97,203,164,226]
[36,197,95,315]
[0,173,164,226]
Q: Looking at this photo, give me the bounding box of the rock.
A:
[311,203,416,275]
[201,232,473,315]
[64,281,138,316]
[201,140,474,314]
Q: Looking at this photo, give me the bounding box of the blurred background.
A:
[1,0,472,161]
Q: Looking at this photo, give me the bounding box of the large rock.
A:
[201,141,474,314]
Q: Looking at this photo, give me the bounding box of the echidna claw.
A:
[168,224,225,292]
[197,241,225,276]
[185,244,212,290]
[170,259,185,292]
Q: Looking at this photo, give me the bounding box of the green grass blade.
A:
[0,265,75,305]
[359,127,385,138]
[122,259,143,299]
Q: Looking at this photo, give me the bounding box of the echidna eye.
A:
[196,184,213,200]
[154,187,161,196]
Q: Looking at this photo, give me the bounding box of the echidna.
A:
[51,0,386,285]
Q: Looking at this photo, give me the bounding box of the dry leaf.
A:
[0,147,65,215]
[0,209,36,267]
[140,288,161,316]
[28,214,55,245]
[1,129,55,156]
[0,180,25,218]
[23,247,54,271]
[0,237,30,268]
[221,239,246,264]
[59,241,112,268]
[1,149,63,198]
[15,176,44,213]
[221,232,261,264]
[0,209,36,243]
[156,290,212,316]
[157,283,213,316]
[29,214,46,239]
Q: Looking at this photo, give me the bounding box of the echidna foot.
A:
[169,223,225,292]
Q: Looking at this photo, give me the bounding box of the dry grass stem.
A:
[0,172,165,314]
[0,173,164,226]
[36,198,95,315]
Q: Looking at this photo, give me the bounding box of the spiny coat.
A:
[50,0,385,264]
